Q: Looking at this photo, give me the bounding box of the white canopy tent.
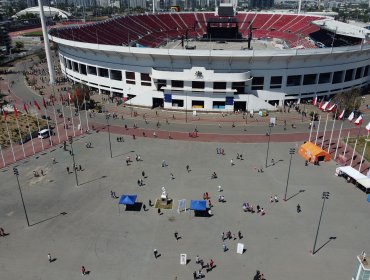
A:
[335,166,370,194]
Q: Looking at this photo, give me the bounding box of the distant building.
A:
[0,21,11,55]
[248,0,274,9]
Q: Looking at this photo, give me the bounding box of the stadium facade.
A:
[49,12,370,111]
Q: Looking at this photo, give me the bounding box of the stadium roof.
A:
[313,19,370,39]
[13,6,71,19]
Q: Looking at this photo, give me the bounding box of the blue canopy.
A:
[119,194,137,205]
[190,200,207,211]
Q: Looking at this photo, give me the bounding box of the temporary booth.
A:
[189,200,210,217]
[298,142,330,162]
[335,166,370,194]
[118,194,138,212]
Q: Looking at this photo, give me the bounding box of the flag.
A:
[312,96,317,106]
[348,111,355,122]
[34,100,41,110]
[13,105,18,118]
[3,110,7,120]
[318,99,324,109]
[328,103,336,112]
[42,98,47,109]
[23,104,29,114]
[60,94,64,104]
[321,100,330,111]
[338,109,345,120]
[68,93,72,101]
[366,121,370,131]
[354,115,363,126]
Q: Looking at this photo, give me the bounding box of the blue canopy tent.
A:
[119,194,137,205]
[118,194,138,213]
[190,200,207,211]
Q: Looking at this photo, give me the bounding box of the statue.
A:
[161,187,168,199]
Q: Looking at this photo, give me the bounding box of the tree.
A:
[71,84,90,108]
[332,87,362,115]
[15,41,24,50]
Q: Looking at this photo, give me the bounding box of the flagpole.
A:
[309,115,314,142]
[334,121,344,160]
[43,107,53,146]
[343,126,351,158]
[350,138,358,166]
[76,95,83,133]
[315,115,321,145]
[84,96,89,131]
[69,98,76,137]
[327,108,337,153]
[34,110,45,151]
[0,144,5,167]
[24,113,36,155]
[5,119,16,162]
[60,97,68,139]
[15,117,26,158]
[359,130,369,172]
[52,104,61,143]
[321,112,329,149]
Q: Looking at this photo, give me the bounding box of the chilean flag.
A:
[318,99,324,109]
[13,105,18,119]
[354,115,363,126]
[321,100,330,111]
[366,121,370,131]
[23,103,29,114]
[312,96,317,106]
[338,109,345,120]
[34,100,41,111]
[327,103,336,112]
[348,111,355,122]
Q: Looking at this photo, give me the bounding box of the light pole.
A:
[312,191,330,255]
[13,167,30,227]
[106,114,113,158]
[69,136,79,186]
[265,124,272,168]
[284,148,296,201]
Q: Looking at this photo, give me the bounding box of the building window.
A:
[172,99,184,107]
[72,61,79,72]
[192,100,204,108]
[87,66,97,75]
[355,67,363,79]
[110,70,122,81]
[345,69,354,82]
[172,80,183,88]
[126,71,135,85]
[141,73,151,86]
[332,71,343,84]
[192,81,205,89]
[287,75,301,87]
[364,66,369,77]
[252,77,264,90]
[318,72,330,84]
[80,64,87,75]
[232,82,245,94]
[66,60,72,70]
[214,82,227,90]
[98,68,109,78]
[157,80,166,91]
[270,76,282,89]
[303,74,317,85]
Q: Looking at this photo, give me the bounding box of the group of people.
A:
[33,169,44,177]
[193,256,215,279]
[242,202,265,215]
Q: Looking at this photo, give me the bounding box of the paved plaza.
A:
[0,131,369,280]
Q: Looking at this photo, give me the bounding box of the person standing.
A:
[81,266,86,276]
[174,231,178,240]
[186,165,190,172]
[154,249,158,258]
[223,243,227,252]
[48,253,52,263]
[66,167,70,174]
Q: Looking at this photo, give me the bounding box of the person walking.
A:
[158,208,161,215]
[66,167,70,174]
[230,159,234,166]
[149,199,152,206]
[81,266,86,276]
[223,243,227,252]
[0,227,4,237]
[154,249,158,258]
[186,165,190,172]
[174,231,178,240]
[48,253,52,263]
[170,173,175,180]
[238,230,242,240]
[142,171,145,178]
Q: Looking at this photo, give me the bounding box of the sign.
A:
[177,199,186,213]
[193,110,197,116]
[180,254,187,265]
[270,117,276,125]
[237,243,244,254]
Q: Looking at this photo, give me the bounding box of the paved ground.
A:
[0,131,369,280]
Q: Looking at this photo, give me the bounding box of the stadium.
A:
[49,8,370,111]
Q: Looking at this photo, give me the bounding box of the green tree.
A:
[14,41,24,50]
[72,83,90,108]
[332,88,362,115]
